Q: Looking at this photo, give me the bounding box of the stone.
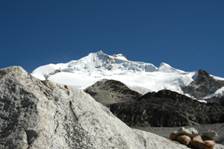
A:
[202,131,218,141]
[177,127,199,138]
[169,131,178,140]
[191,135,205,149]
[176,135,191,146]
[204,140,216,149]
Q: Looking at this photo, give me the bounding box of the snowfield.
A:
[32,50,223,96]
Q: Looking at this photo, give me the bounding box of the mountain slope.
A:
[182,70,224,100]
[109,90,224,127]
[85,79,141,105]
[32,50,224,101]
[31,51,194,93]
[0,66,192,149]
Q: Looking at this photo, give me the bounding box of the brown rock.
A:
[192,135,204,143]
[169,132,177,140]
[176,135,191,145]
[177,127,199,138]
[191,135,205,149]
[203,140,215,149]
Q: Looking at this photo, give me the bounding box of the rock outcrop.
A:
[109,90,224,127]
[206,96,224,106]
[85,79,224,127]
[182,70,224,100]
[0,66,193,149]
[85,79,141,105]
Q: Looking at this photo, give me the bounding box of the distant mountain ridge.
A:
[85,79,224,127]
[32,50,224,101]
[110,89,224,127]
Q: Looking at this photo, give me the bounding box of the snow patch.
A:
[204,87,224,99]
[212,75,224,81]
[113,53,128,61]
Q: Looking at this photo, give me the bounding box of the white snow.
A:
[158,62,185,73]
[31,51,196,95]
[32,50,223,98]
[211,75,224,81]
[204,87,224,99]
[32,63,67,80]
[215,87,224,95]
[112,53,128,61]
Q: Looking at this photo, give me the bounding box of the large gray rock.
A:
[0,66,191,149]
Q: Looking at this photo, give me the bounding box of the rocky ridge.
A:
[182,70,224,100]
[85,79,224,127]
[109,89,224,127]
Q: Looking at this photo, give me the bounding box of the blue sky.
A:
[0,0,224,76]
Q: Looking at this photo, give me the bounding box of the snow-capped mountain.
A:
[32,50,224,100]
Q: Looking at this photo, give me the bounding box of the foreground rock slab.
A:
[0,66,193,149]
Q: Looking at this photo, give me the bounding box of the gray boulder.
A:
[0,66,191,149]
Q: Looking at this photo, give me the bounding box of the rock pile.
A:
[170,127,217,149]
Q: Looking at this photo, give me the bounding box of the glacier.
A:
[32,50,222,97]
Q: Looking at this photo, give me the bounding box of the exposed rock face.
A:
[85,79,224,127]
[109,90,224,127]
[182,70,224,100]
[85,79,141,105]
[0,66,193,149]
[206,96,224,106]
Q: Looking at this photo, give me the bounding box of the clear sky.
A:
[0,0,224,77]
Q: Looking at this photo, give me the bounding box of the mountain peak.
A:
[76,51,157,73]
[112,53,128,61]
[193,69,211,81]
[96,49,105,54]
[158,62,176,72]
[32,51,195,92]
[86,50,109,60]
[94,50,108,56]
[89,50,128,61]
